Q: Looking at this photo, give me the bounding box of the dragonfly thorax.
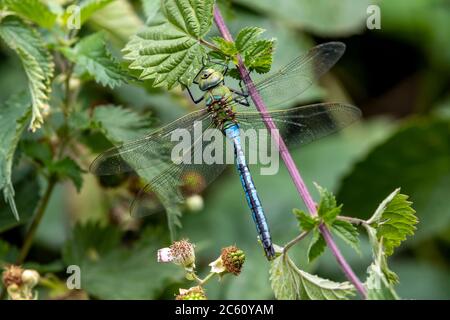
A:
[205,84,236,129]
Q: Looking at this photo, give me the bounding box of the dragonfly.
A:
[90,42,361,260]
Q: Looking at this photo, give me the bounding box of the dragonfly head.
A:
[197,68,224,91]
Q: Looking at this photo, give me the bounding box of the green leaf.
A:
[48,157,83,192]
[92,105,151,144]
[4,0,57,28]
[330,220,360,254]
[62,32,129,89]
[62,223,182,299]
[365,262,400,300]
[364,225,400,300]
[142,0,161,22]
[293,208,317,232]
[337,118,447,243]
[0,94,31,220]
[235,26,265,52]
[270,254,355,300]
[0,168,41,233]
[315,183,341,224]
[0,16,54,131]
[243,39,274,74]
[307,229,326,263]
[124,0,214,89]
[368,189,418,256]
[211,36,238,57]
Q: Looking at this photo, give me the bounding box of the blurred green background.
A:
[1,0,449,299]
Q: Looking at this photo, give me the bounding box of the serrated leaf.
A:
[62,32,130,89]
[314,183,341,224]
[293,208,317,231]
[92,105,151,144]
[331,220,360,254]
[307,229,326,263]
[62,223,182,299]
[368,189,418,256]
[0,16,54,131]
[243,39,274,73]
[211,36,238,57]
[124,0,214,89]
[270,254,355,300]
[4,0,57,28]
[48,157,83,192]
[0,94,31,220]
[365,263,399,300]
[235,26,265,52]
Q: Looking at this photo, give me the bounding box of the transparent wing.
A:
[90,109,210,176]
[235,103,361,150]
[129,124,231,218]
[229,42,346,109]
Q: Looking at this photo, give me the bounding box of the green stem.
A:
[337,216,367,226]
[283,231,310,253]
[16,178,57,265]
[193,272,216,286]
[199,38,220,51]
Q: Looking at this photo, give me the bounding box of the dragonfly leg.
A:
[230,87,250,107]
[179,78,204,104]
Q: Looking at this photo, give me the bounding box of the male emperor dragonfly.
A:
[90,42,361,260]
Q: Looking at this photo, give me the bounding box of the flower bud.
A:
[175,286,207,300]
[185,195,204,212]
[21,269,40,288]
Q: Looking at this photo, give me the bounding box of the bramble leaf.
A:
[4,0,57,29]
[0,16,54,132]
[124,0,214,89]
[270,254,355,300]
[315,183,341,224]
[211,36,238,58]
[368,189,418,256]
[62,32,130,89]
[243,39,274,74]
[0,94,31,220]
[307,229,326,263]
[235,27,265,52]
[330,220,360,254]
[293,208,318,232]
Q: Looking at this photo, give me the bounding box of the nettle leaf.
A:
[4,0,57,29]
[124,0,215,89]
[48,157,83,192]
[368,189,418,256]
[270,255,355,300]
[293,208,318,232]
[0,16,54,132]
[315,183,341,224]
[0,94,31,220]
[62,223,182,299]
[92,105,151,144]
[331,220,360,254]
[307,229,326,263]
[62,32,130,89]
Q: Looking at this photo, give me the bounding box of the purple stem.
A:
[213,6,367,299]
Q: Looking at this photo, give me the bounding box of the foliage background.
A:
[0,0,449,299]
